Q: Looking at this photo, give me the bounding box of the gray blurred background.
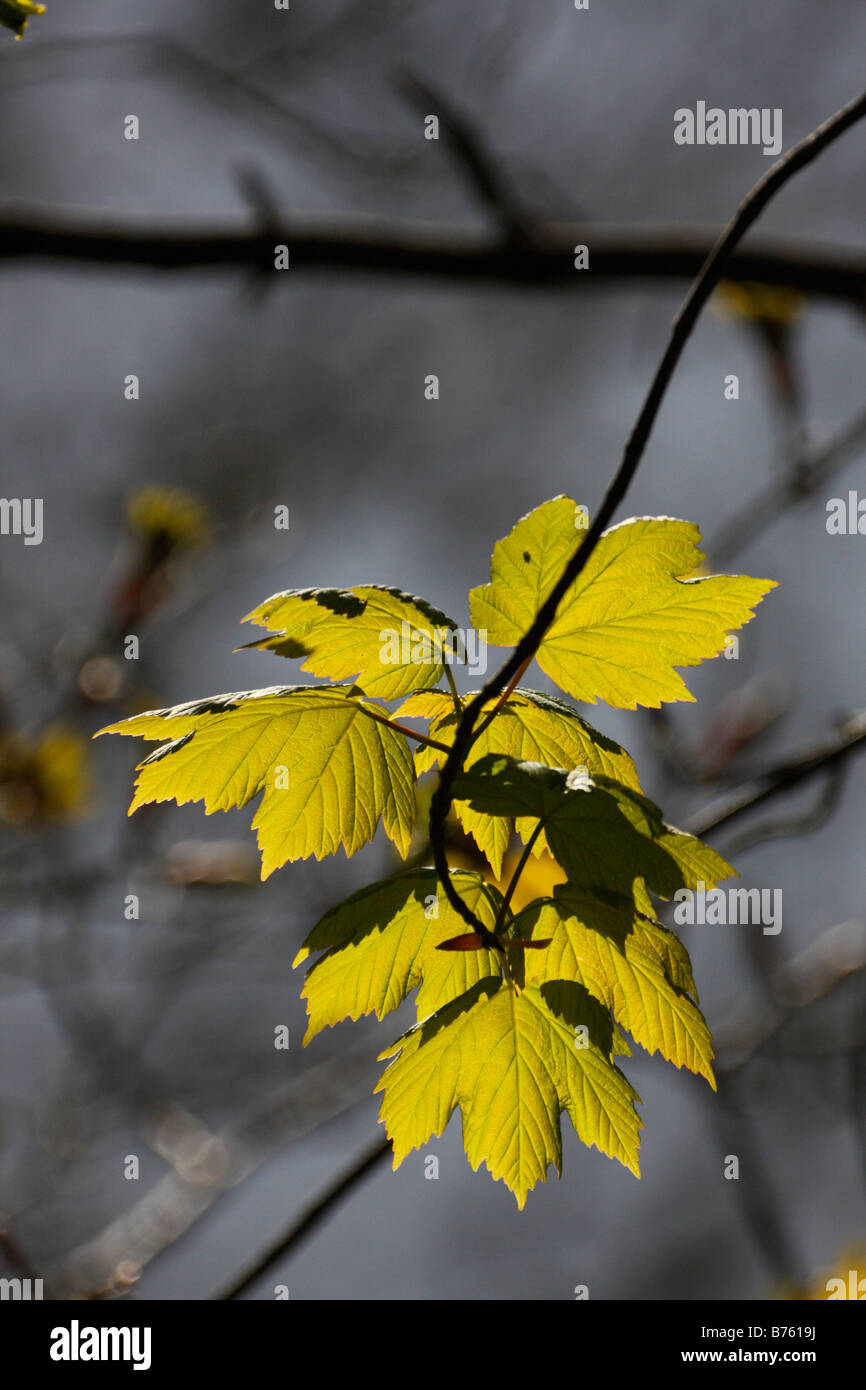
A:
[0,0,864,1300]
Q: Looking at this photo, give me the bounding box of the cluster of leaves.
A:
[98,497,775,1205]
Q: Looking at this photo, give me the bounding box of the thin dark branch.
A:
[398,71,534,242]
[714,763,847,859]
[217,1135,392,1300]
[429,89,866,938]
[688,710,866,840]
[0,33,406,173]
[0,206,865,303]
[708,402,866,566]
[713,919,866,1073]
[703,1080,804,1285]
[44,1027,385,1298]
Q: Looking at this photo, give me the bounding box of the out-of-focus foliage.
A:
[127,486,211,555]
[712,280,806,326]
[469,500,776,708]
[0,0,44,39]
[0,726,90,826]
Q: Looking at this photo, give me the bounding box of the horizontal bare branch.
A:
[1,204,865,305]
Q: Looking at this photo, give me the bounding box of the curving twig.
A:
[689,710,866,840]
[218,1135,392,1301]
[428,88,866,939]
[708,403,866,566]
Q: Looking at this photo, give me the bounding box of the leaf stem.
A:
[474,654,532,739]
[494,821,544,934]
[443,664,462,719]
[356,703,452,753]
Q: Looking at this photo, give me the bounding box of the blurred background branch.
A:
[0,207,865,304]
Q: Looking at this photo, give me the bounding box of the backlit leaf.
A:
[469,499,776,708]
[398,686,641,875]
[240,585,459,699]
[96,685,415,876]
[518,887,714,1084]
[376,976,642,1207]
[294,868,501,1041]
[452,754,734,902]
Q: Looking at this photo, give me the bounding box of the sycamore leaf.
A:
[0,0,44,38]
[398,686,641,876]
[239,585,459,699]
[518,887,715,1085]
[469,499,777,709]
[293,868,502,1041]
[376,976,642,1207]
[95,685,415,876]
[452,754,734,902]
[599,773,734,894]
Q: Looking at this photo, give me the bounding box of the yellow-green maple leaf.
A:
[398,687,641,875]
[95,685,415,876]
[294,868,502,1041]
[239,585,459,699]
[377,976,642,1207]
[518,887,715,1086]
[469,498,777,709]
[452,754,734,904]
